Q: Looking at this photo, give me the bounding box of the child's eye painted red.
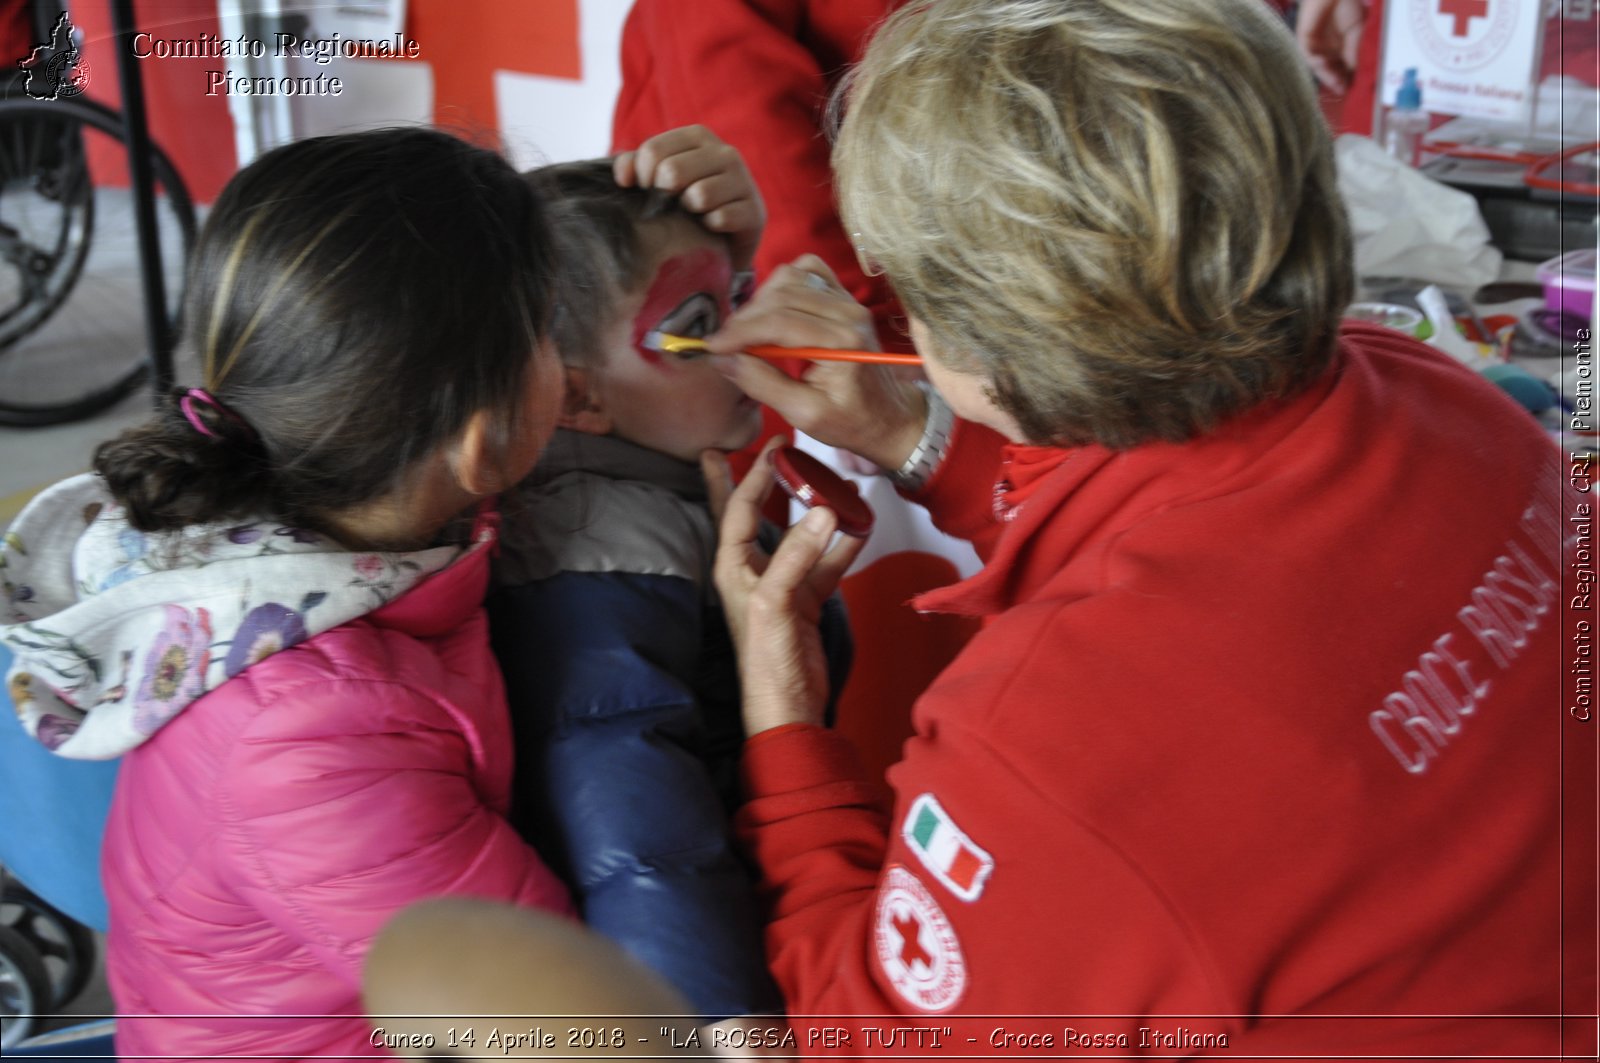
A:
[629,248,733,369]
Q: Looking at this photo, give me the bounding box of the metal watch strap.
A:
[887,384,953,493]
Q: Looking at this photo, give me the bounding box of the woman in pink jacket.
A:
[0,124,755,1059]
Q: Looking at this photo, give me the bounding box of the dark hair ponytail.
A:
[93,390,271,532]
[93,125,554,536]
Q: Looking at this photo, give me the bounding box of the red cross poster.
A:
[1380,0,1546,121]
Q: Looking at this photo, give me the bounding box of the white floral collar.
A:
[2,475,487,759]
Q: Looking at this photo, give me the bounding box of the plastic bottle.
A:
[1382,68,1430,167]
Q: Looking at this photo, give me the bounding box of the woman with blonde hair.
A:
[702,0,1586,1051]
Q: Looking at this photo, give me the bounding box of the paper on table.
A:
[1336,134,1502,290]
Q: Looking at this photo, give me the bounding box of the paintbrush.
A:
[643,330,921,366]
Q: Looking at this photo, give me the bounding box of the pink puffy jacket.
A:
[101,545,573,1060]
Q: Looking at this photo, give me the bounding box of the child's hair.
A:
[95,126,553,534]
[833,0,1353,449]
[522,159,704,368]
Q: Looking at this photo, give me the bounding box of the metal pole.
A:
[109,0,174,402]
[1371,0,1387,141]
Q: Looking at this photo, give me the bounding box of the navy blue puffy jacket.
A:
[489,432,850,1021]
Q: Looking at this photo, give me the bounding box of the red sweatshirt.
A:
[611,0,907,353]
[737,324,1596,1057]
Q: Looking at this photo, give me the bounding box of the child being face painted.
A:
[579,214,762,461]
[489,130,834,1027]
[529,135,766,462]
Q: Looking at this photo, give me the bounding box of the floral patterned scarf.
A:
[1,474,479,760]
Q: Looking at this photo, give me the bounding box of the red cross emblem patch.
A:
[873,865,967,1012]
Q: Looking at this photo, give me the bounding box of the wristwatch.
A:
[887,384,953,493]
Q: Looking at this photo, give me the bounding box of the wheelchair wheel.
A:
[0,94,195,426]
[0,923,50,1049]
[0,886,95,1012]
[0,96,93,349]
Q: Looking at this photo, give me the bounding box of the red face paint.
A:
[629,247,733,369]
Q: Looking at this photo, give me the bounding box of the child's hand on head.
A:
[615,126,765,275]
[1295,0,1365,94]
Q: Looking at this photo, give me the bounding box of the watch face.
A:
[769,447,875,538]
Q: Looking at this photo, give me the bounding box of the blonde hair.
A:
[834,0,1353,448]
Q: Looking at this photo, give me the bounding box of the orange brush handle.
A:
[748,345,921,366]
[645,331,921,366]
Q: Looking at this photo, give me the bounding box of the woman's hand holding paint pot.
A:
[702,437,866,736]
[615,125,765,274]
[706,256,929,471]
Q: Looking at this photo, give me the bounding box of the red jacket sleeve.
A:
[736,726,892,1009]
[735,717,1226,1031]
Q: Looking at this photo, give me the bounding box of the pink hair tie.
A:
[179,388,252,442]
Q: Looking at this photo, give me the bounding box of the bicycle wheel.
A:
[0,885,96,1012]
[0,95,195,426]
[0,923,50,1049]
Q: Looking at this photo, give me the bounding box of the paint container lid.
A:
[1536,247,1596,323]
[769,446,875,538]
[1344,302,1428,338]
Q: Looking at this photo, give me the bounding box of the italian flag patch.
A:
[901,793,993,901]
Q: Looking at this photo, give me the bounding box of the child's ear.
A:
[450,409,522,497]
[557,368,612,435]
